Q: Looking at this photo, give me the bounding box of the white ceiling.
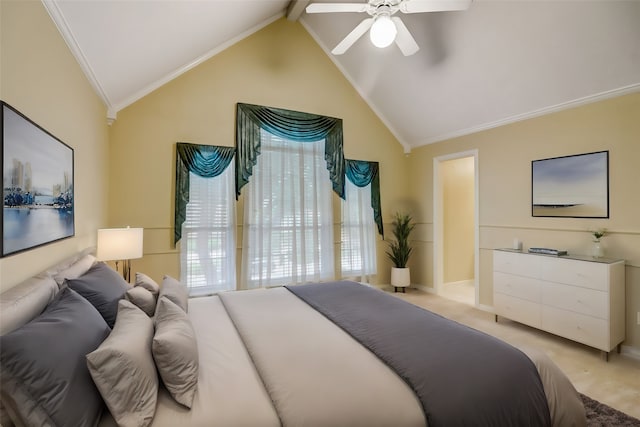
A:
[44,0,640,151]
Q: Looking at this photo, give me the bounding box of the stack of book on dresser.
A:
[528,248,567,256]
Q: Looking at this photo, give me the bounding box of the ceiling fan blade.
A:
[399,0,472,13]
[392,17,419,56]
[332,17,373,55]
[306,3,368,14]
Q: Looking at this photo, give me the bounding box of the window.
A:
[241,130,334,289]
[180,161,236,295]
[341,179,377,280]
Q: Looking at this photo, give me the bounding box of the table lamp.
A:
[97,226,143,282]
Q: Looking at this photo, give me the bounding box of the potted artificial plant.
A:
[386,212,415,293]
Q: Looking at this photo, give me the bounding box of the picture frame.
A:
[531,150,609,218]
[1,101,75,257]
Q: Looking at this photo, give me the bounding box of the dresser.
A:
[493,249,625,360]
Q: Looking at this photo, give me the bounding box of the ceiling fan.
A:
[305,0,472,56]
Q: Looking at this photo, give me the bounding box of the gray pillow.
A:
[135,272,160,297]
[126,286,156,317]
[87,300,158,427]
[157,275,189,313]
[153,297,199,408]
[0,287,110,427]
[66,261,130,327]
[0,273,58,336]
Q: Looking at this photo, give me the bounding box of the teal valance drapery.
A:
[235,103,345,199]
[345,159,383,236]
[174,142,235,245]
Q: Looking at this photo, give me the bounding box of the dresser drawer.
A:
[493,249,625,355]
[542,306,609,351]
[494,251,541,278]
[542,283,608,319]
[494,293,541,328]
[540,257,608,291]
[494,272,542,303]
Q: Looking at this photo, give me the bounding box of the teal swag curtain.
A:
[174,142,235,245]
[235,103,345,199]
[346,159,383,236]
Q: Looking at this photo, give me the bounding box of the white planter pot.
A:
[391,267,410,290]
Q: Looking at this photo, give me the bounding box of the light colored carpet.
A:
[382,285,640,420]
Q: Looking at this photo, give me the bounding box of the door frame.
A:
[433,149,479,305]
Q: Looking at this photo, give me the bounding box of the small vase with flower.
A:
[591,228,606,258]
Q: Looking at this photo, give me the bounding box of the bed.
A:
[0,251,587,427]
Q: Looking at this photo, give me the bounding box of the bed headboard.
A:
[0,247,96,336]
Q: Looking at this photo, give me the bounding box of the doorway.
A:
[433,150,478,306]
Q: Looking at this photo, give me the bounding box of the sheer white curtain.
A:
[180,160,236,296]
[341,179,377,282]
[241,130,334,289]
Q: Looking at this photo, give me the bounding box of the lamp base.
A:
[114,259,132,282]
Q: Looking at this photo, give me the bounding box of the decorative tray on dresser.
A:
[493,248,625,361]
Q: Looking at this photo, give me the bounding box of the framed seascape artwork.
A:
[531,150,609,218]
[1,102,74,257]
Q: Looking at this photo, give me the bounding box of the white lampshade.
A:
[97,227,143,261]
[370,15,397,48]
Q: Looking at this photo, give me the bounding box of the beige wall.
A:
[5,4,636,352]
[108,18,410,285]
[408,92,640,351]
[0,1,110,291]
[442,157,475,283]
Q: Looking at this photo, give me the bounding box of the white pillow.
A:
[87,300,158,427]
[153,297,199,408]
[157,275,189,313]
[125,286,156,317]
[135,272,160,297]
[53,254,96,286]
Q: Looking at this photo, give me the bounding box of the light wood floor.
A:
[382,285,640,419]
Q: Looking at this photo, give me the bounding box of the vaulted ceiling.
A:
[44,0,640,151]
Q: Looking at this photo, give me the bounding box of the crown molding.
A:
[42,1,284,125]
[414,83,640,147]
[112,12,285,114]
[42,0,114,122]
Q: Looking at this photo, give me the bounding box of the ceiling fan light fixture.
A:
[369,14,397,48]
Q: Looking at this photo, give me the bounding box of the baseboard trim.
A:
[413,285,436,294]
[620,345,640,360]
[475,303,495,313]
[442,279,474,287]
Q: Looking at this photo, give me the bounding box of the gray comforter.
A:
[288,281,550,426]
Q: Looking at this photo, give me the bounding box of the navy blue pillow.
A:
[0,287,111,427]
[66,262,130,328]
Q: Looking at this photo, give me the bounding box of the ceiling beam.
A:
[286,0,310,21]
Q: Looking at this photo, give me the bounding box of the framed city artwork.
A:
[1,101,74,257]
